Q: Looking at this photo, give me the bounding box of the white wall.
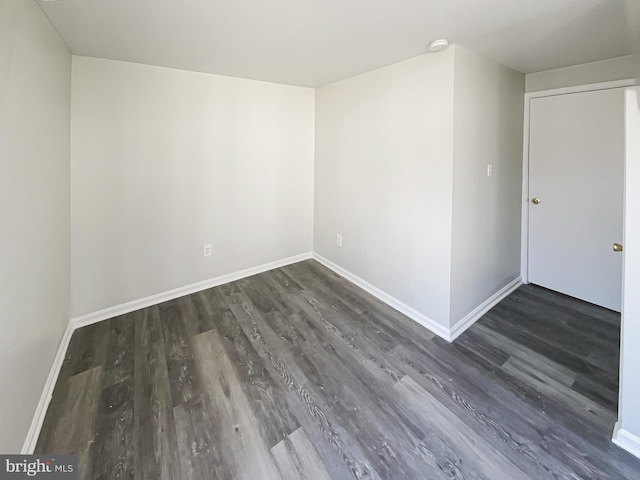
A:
[525,55,640,93]
[450,46,524,325]
[314,51,456,327]
[0,0,71,452]
[71,57,315,317]
[314,47,524,331]
[616,87,640,453]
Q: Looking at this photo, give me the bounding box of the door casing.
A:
[520,79,636,283]
[521,79,638,447]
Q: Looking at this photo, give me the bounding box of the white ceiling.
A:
[38,0,638,87]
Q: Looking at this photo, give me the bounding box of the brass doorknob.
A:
[531,198,541,204]
[613,243,623,252]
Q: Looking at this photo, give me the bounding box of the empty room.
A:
[2,0,640,478]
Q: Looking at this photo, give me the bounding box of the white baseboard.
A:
[312,254,521,343]
[311,253,452,341]
[449,276,523,341]
[26,251,520,452]
[24,252,312,452]
[21,321,75,454]
[72,252,313,329]
[613,421,640,459]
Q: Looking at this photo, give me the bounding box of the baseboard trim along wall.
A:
[21,321,75,454]
[312,253,454,340]
[313,253,522,342]
[72,252,313,329]
[24,250,521,453]
[449,277,523,341]
[22,251,312,453]
[613,421,640,459]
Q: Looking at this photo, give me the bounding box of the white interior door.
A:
[528,88,624,311]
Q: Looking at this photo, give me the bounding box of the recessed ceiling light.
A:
[429,39,449,53]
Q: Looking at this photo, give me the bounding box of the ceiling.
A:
[38,0,638,87]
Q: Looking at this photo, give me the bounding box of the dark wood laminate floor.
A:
[36,260,640,479]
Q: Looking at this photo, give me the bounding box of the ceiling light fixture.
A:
[428,39,449,53]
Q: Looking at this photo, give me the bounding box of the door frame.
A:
[615,86,640,457]
[521,79,640,455]
[520,79,637,283]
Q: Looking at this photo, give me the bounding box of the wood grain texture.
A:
[271,427,332,480]
[191,328,283,479]
[44,366,103,455]
[159,299,203,407]
[35,261,640,479]
[133,307,181,480]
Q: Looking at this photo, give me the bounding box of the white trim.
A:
[25,250,520,452]
[616,87,640,461]
[449,277,523,341]
[312,253,452,341]
[521,79,637,283]
[312,254,522,342]
[613,421,640,459]
[21,321,75,454]
[526,79,638,100]
[23,252,313,452]
[521,93,531,283]
[24,250,523,453]
[72,252,313,329]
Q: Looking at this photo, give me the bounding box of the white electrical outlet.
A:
[336,234,343,247]
[487,164,493,177]
[203,244,212,257]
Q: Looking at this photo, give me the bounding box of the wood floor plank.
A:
[260,274,407,382]
[288,342,460,480]
[234,278,308,351]
[197,285,230,317]
[262,268,306,295]
[173,394,228,480]
[180,294,217,338]
[228,290,452,479]
[393,375,532,480]
[293,303,405,387]
[448,328,511,368]
[35,260,640,480]
[271,427,332,480]
[221,296,384,479]
[212,308,301,448]
[101,314,135,388]
[191,328,283,480]
[481,307,619,379]
[232,282,404,389]
[88,377,135,480]
[158,299,203,407]
[42,366,103,455]
[59,321,108,378]
[501,354,617,432]
[240,272,298,317]
[388,342,611,480]
[132,306,163,345]
[572,372,618,412]
[133,307,181,480]
[473,324,578,386]
[280,262,369,315]
[512,284,621,327]
[223,285,303,360]
[497,297,621,372]
[279,384,380,480]
[84,312,137,480]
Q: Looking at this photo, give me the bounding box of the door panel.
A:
[528,89,624,311]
